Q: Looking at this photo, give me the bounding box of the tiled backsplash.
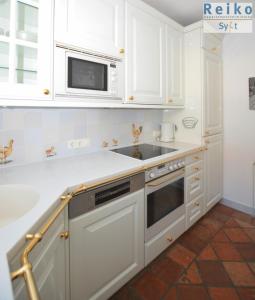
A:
[0,108,162,166]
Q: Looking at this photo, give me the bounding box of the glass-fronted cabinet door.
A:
[0,0,53,100]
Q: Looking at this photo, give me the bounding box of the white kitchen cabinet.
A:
[186,194,204,228]
[69,189,144,300]
[54,0,125,58]
[145,214,185,265]
[9,211,68,300]
[185,151,205,229]
[204,134,223,212]
[166,26,184,106]
[203,50,223,136]
[0,0,53,100]
[186,170,204,203]
[125,2,165,105]
[203,34,222,56]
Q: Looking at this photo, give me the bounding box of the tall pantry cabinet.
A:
[165,22,224,214]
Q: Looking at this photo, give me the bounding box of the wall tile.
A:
[0,108,162,167]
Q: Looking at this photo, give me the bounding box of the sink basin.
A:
[0,185,40,229]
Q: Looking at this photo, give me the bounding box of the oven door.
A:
[145,168,185,242]
[66,52,112,97]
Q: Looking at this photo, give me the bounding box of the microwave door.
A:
[66,55,112,97]
[67,57,108,93]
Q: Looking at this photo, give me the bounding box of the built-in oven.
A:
[145,162,185,242]
[55,45,123,100]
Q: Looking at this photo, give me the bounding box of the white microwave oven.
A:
[54,46,123,100]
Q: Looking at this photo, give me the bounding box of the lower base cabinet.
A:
[9,211,68,300]
[186,194,204,228]
[145,214,185,266]
[69,189,145,300]
[204,134,223,212]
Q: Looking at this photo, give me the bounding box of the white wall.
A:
[223,26,255,209]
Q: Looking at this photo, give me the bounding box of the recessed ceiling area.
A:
[142,0,203,26]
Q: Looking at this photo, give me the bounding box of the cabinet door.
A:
[204,134,223,212]
[0,0,53,100]
[166,26,184,106]
[126,3,165,104]
[69,189,144,300]
[203,51,223,136]
[11,212,68,300]
[55,0,124,58]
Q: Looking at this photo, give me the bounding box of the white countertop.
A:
[0,141,202,300]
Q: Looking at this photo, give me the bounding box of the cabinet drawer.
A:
[186,194,204,229]
[203,34,222,56]
[145,215,185,265]
[186,160,203,176]
[186,171,204,202]
[186,152,203,165]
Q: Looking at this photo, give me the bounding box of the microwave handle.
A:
[147,168,185,187]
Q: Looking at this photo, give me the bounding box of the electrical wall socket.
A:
[67,138,91,149]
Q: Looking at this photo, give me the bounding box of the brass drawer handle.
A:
[194,201,200,207]
[194,177,200,181]
[43,89,50,95]
[193,167,200,172]
[205,140,210,144]
[167,98,173,103]
[119,48,125,54]
[60,231,69,240]
[128,96,134,101]
[167,236,174,242]
[193,156,200,160]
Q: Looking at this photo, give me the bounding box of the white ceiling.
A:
[142,0,203,26]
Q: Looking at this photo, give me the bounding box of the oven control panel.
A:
[145,158,185,182]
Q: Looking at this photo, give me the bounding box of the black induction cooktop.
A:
[111,144,177,160]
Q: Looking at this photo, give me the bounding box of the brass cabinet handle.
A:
[60,231,69,240]
[128,96,134,101]
[205,140,210,144]
[194,177,200,181]
[167,98,173,103]
[193,167,200,172]
[194,201,200,207]
[193,156,200,160]
[211,47,217,52]
[167,236,174,242]
[119,48,125,54]
[43,89,50,95]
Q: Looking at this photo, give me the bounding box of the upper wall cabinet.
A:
[166,26,184,106]
[54,0,125,58]
[0,0,53,100]
[125,2,165,105]
[203,50,223,136]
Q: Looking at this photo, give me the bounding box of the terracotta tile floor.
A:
[110,203,255,300]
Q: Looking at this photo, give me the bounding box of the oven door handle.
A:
[147,168,185,187]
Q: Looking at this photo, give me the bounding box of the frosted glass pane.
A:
[0,0,10,37]
[16,45,37,84]
[0,41,9,82]
[16,1,38,42]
